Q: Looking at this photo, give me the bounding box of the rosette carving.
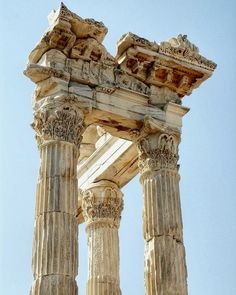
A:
[82,181,123,227]
[137,133,179,172]
[32,97,85,148]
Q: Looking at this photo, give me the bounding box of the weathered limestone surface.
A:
[82,181,123,295]
[137,131,188,294]
[30,96,85,295]
[24,3,216,140]
[24,3,216,295]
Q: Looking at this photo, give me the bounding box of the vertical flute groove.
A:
[30,142,79,295]
[138,133,188,295]
[82,181,123,295]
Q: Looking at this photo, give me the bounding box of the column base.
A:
[30,275,78,295]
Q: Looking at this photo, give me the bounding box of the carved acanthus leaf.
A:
[82,182,123,227]
[32,97,85,148]
[137,133,179,172]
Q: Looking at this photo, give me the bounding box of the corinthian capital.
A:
[32,96,85,148]
[137,133,179,173]
[82,180,123,228]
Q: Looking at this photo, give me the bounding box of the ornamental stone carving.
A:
[25,4,217,295]
[32,96,85,148]
[82,181,123,227]
[137,133,179,173]
[159,34,216,70]
[117,32,216,71]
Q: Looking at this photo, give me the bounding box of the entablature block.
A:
[24,2,216,225]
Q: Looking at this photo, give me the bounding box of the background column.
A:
[82,180,123,295]
[137,132,188,295]
[30,97,84,295]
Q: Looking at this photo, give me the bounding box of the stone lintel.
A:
[76,101,188,224]
[25,4,217,234]
[77,135,136,189]
[78,103,188,189]
[165,102,190,129]
[27,84,188,142]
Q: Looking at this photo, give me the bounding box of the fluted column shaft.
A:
[82,180,123,295]
[30,98,85,295]
[137,133,188,295]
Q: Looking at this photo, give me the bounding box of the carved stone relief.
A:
[32,97,85,148]
[137,133,179,173]
[82,181,123,227]
[25,3,217,108]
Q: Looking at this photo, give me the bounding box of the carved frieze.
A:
[114,68,150,95]
[70,38,115,66]
[32,97,85,148]
[137,133,179,173]
[117,32,216,71]
[149,86,181,106]
[159,34,216,70]
[25,5,218,295]
[82,181,123,227]
[24,64,70,84]
[25,3,216,108]
[116,32,217,97]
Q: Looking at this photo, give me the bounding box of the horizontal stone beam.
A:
[78,135,137,189]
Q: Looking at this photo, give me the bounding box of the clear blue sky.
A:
[0,0,236,294]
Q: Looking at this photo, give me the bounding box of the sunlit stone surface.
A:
[25,3,216,295]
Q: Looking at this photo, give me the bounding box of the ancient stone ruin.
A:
[24,3,216,295]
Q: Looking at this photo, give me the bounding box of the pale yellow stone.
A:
[82,181,123,295]
[25,3,216,295]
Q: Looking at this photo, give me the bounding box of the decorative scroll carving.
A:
[114,68,150,95]
[117,32,216,71]
[32,97,85,148]
[137,133,179,172]
[82,181,123,227]
[24,5,217,295]
[25,3,217,108]
[159,34,217,70]
[163,34,199,53]
[24,65,70,83]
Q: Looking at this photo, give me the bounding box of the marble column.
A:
[137,132,188,295]
[30,97,85,295]
[82,180,123,295]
